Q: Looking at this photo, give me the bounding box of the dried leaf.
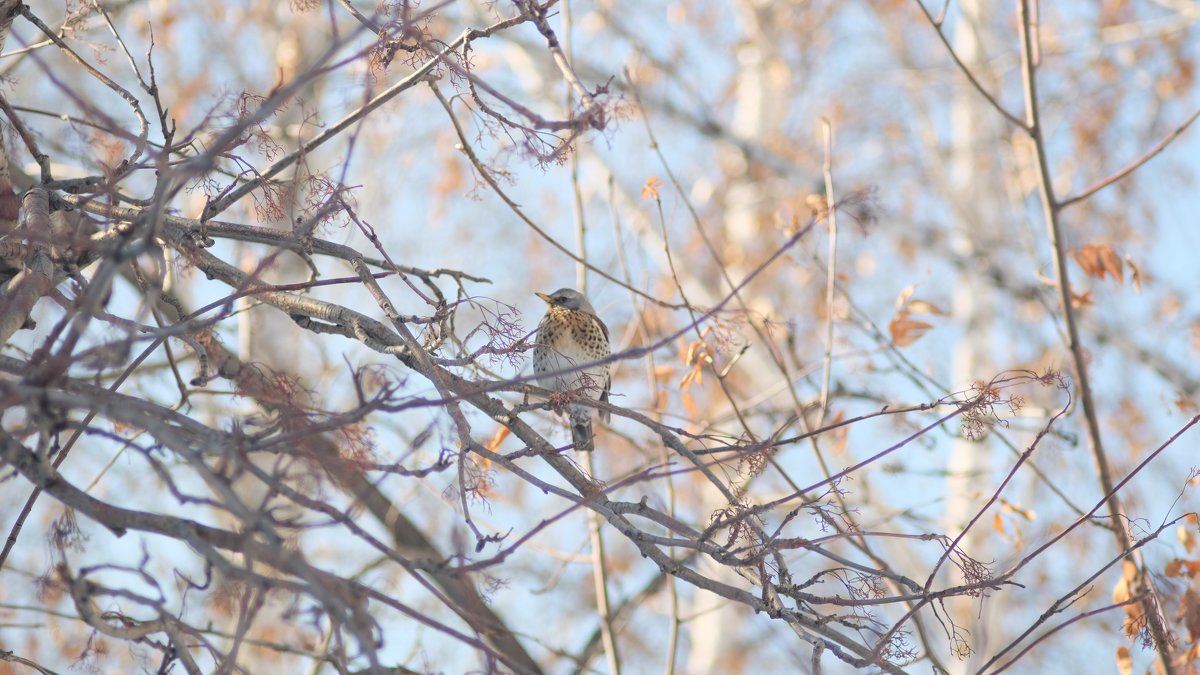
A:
[1113,559,1137,604]
[1099,246,1123,282]
[1070,290,1093,308]
[433,150,465,199]
[1073,244,1123,282]
[999,497,1036,521]
[1180,525,1196,553]
[484,426,510,453]
[1122,558,1139,583]
[1126,256,1142,293]
[678,366,697,389]
[1073,245,1099,277]
[1164,558,1200,578]
[1165,559,1184,577]
[907,299,946,316]
[895,283,917,310]
[679,340,712,389]
[830,411,848,455]
[1120,613,1141,639]
[1115,646,1132,675]
[1183,641,1200,666]
[1114,559,1147,636]
[642,176,664,200]
[1176,394,1199,415]
[1179,588,1200,643]
[681,390,698,420]
[889,313,933,347]
[993,512,1006,534]
[684,340,698,365]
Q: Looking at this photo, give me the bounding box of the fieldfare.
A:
[533,288,611,452]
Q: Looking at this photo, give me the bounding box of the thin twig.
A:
[1016,1,1176,669]
[913,0,1027,129]
[1058,105,1200,208]
[430,80,681,308]
[563,3,620,670]
[816,118,837,426]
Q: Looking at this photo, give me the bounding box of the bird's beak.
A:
[535,292,552,303]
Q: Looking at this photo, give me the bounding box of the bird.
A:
[533,288,611,452]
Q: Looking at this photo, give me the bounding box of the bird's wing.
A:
[596,315,612,423]
[593,314,610,342]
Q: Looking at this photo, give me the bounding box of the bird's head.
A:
[536,288,596,314]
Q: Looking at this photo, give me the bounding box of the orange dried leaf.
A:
[1099,246,1124,282]
[831,418,848,456]
[1116,646,1132,675]
[1122,558,1139,582]
[680,341,711,389]
[804,193,829,214]
[642,176,664,200]
[907,299,946,316]
[683,340,698,365]
[678,367,696,389]
[1073,244,1123,282]
[1113,560,1137,604]
[1073,245,1101,278]
[1177,395,1200,415]
[1166,559,1186,577]
[895,283,917,310]
[1072,245,1100,277]
[1180,588,1200,642]
[889,313,933,347]
[1125,255,1142,292]
[433,152,465,198]
[681,390,698,419]
[1165,559,1200,578]
[1121,614,1140,639]
[999,497,1036,521]
[993,512,1006,534]
[1070,290,1093,308]
[1184,642,1200,666]
[1180,525,1196,553]
[484,426,510,453]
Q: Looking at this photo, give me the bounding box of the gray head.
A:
[536,288,596,314]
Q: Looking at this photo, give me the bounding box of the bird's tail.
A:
[571,418,595,452]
